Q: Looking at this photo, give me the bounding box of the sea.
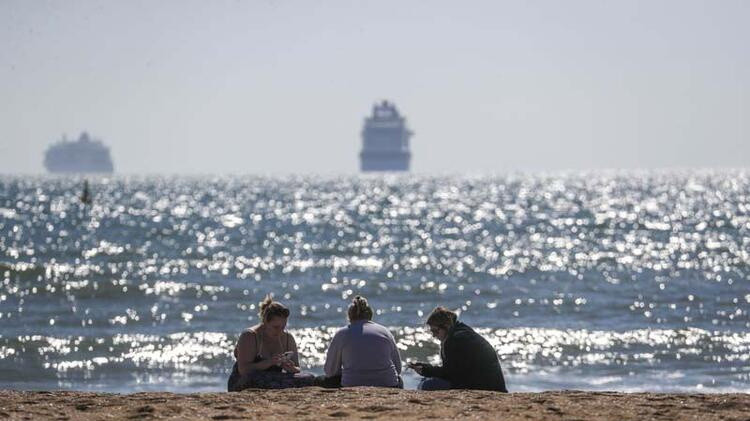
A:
[1,172,749,393]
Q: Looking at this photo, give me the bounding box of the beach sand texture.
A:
[1,388,749,420]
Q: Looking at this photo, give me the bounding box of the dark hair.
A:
[347,295,373,321]
[426,306,457,330]
[259,294,290,323]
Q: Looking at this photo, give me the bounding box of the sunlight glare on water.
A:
[1,172,749,391]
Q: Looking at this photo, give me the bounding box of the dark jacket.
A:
[421,321,507,392]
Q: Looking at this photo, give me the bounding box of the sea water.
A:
[1,173,749,392]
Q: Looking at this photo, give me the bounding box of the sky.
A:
[1,0,748,174]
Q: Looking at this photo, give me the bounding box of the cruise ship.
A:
[44,132,114,174]
[360,100,412,172]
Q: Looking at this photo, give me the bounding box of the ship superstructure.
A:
[44,132,114,174]
[359,101,412,172]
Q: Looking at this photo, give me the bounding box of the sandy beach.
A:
[1,388,749,420]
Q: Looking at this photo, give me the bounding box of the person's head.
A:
[258,294,290,338]
[347,295,373,322]
[426,306,457,341]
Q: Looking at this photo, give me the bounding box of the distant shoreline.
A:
[1,389,749,420]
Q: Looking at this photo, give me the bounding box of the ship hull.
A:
[360,151,411,172]
[44,162,114,174]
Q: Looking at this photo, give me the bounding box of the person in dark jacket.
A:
[409,306,507,392]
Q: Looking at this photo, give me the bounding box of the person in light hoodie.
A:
[322,295,403,388]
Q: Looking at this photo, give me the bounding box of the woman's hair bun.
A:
[348,295,373,321]
[259,295,273,314]
[258,294,290,323]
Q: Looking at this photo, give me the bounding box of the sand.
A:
[1,388,749,420]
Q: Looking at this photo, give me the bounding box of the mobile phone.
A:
[282,351,295,359]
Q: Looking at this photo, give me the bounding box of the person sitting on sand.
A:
[227,295,314,391]
[409,306,507,392]
[321,295,403,388]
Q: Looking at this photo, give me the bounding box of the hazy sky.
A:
[1,0,748,174]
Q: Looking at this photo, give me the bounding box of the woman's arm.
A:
[421,341,452,379]
[421,337,466,384]
[280,333,301,373]
[324,329,344,377]
[420,362,445,378]
[236,330,278,376]
[389,332,402,374]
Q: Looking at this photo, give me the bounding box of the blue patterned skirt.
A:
[227,363,315,391]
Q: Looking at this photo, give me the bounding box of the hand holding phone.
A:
[277,351,295,366]
[407,361,425,375]
[272,351,295,367]
[279,351,299,373]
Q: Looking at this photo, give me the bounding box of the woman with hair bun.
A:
[227,294,314,391]
[321,295,403,388]
[409,306,507,392]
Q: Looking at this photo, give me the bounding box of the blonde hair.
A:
[426,306,457,330]
[347,295,373,321]
[258,294,290,323]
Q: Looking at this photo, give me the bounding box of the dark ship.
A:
[44,132,114,174]
[360,100,412,172]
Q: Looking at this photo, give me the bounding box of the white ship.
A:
[44,132,114,174]
[360,101,412,172]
